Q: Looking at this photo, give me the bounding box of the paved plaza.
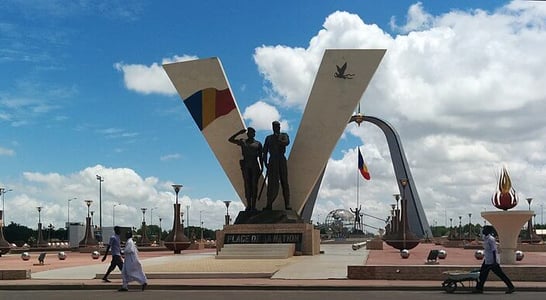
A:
[1,243,546,291]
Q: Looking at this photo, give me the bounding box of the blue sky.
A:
[2,0,546,232]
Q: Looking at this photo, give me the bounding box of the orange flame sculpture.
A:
[491,166,518,211]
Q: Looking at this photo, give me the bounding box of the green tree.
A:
[3,222,35,246]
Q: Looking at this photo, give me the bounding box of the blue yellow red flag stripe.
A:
[184,88,236,130]
[358,147,371,180]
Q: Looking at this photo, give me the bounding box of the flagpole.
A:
[356,147,360,232]
[356,147,360,209]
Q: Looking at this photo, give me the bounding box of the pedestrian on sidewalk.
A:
[101,225,123,282]
[118,231,148,292]
[473,225,515,294]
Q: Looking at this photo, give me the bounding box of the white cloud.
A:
[254,2,546,229]
[253,11,392,109]
[160,153,181,161]
[114,55,198,96]
[0,146,15,156]
[242,101,289,131]
[8,165,236,231]
[106,2,546,232]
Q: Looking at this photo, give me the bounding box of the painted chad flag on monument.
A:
[184,88,236,131]
[358,147,371,180]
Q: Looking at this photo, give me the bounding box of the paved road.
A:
[0,290,537,300]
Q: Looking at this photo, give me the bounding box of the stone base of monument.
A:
[216,222,320,256]
[234,209,303,224]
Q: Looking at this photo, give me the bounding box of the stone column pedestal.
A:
[481,210,533,264]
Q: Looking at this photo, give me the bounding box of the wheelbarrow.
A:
[441,269,480,293]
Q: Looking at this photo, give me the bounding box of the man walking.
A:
[118,231,148,292]
[473,225,515,294]
[101,226,123,282]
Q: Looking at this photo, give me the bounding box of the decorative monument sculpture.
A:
[348,110,432,241]
[138,208,151,247]
[383,185,420,250]
[163,49,432,254]
[228,127,262,212]
[164,184,190,253]
[79,200,98,248]
[521,197,541,243]
[481,167,533,264]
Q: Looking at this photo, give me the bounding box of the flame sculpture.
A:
[491,167,518,210]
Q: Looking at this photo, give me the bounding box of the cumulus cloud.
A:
[253,2,546,229]
[242,101,289,131]
[0,146,15,156]
[108,2,545,230]
[9,165,237,230]
[114,55,198,96]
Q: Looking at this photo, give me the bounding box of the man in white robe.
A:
[118,231,148,291]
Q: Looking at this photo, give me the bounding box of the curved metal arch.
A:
[301,115,431,238]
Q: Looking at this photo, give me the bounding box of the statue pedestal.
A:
[234,210,303,224]
[216,223,320,255]
[481,210,533,264]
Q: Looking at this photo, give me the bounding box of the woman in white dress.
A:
[118,231,148,291]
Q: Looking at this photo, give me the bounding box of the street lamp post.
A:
[96,175,104,240]
[458,216,462,239]
[400,178,408,249]
[468,213,472,240]
[67,197,77,241]
[140,208,150,246]
[199,210,203,242]
[223,200,231,225]
[150,206,157,227]
[186,205,190,228]
[0,188,13,223]
[36,206,47,247]
[79,200,98,247]
[527,197,533,211]
[150,207,157,242]
[67,197,77,226]
[164,184,190,253]
[159,217,162,242]
[112,203,120,226]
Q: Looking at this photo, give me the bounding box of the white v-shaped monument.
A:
[163,49,385,217]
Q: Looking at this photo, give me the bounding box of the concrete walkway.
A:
[29,244,366,280]
[1,243,546,292]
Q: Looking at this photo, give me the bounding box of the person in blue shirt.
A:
[101,226,124,282]
[473,225,515,294]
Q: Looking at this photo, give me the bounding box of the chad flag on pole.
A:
[358,147,371,180]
